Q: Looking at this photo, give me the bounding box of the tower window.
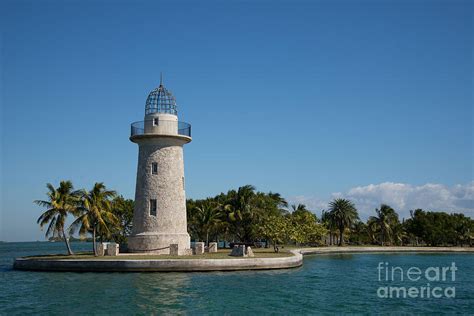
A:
[153,117,159,126]
[150,199,157,216]
[182,176,185,189]
[151,162,158,175]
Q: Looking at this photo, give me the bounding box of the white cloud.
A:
[289,182,474,220]
[290,195,328,212]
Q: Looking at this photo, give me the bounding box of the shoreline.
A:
[12,246,473,272]
[299,246,474,256]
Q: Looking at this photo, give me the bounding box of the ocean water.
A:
[1,242,473,314]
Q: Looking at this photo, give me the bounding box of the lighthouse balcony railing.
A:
[130,120,191,138]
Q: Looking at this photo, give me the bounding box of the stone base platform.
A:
[13,250,302,272]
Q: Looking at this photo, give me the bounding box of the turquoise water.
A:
[1,242,473,314]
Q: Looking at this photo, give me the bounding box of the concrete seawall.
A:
[13,251,303,272]
[13,247,473,272]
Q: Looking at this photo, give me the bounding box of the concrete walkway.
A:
[299,246,474,255]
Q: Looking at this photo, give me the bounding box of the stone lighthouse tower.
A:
[128,78,191,255]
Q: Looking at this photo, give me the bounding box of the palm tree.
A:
[70,182,117,256]
[351,220,368,245]
[291,204,308,213]
[391,221,407,246]
[35,181,79,255]
[268,192,289,214]
[366,216,379,244]
[328,198,359,246]
[192,201,222,246]
[223,185,257,242]
[368,204,399,246]
[321,210,337,245]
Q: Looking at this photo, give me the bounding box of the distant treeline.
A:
[48,236,93,242]
[187,185,473,249]
[347,208,472,247]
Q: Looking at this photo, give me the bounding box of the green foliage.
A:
[188,185,290,246]
[321,210,338,245]
[288,208,327,246]
[36,181,473,257]
[187,199,223,245]
[368,204,400,246]
[69,182,117,255]
[110,196,134,244]
[404,209,474,246]
[347,206,473,247]
[35,181,80,255]
[35,181,134,255]
[187,188,326,252]
[327,198,359,246]
[259,215,289,251]
[349,221,371,245]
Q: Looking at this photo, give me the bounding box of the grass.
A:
[25,248,294,260]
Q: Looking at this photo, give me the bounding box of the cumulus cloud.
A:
[290,195,328,212]
[289,182,474,220]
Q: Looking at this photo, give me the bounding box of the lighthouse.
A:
[127,78,191,255]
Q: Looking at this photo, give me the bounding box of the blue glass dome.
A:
[145,84,178,115]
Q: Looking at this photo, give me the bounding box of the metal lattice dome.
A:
[145,83,178,115]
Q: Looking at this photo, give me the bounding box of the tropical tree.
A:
[187,185,292,245]
[366,217,379,244]
[451,213,473,246]
[110,196,134,244]
[221,185,258,242]
[391,221,407,246]
[321,210,338,245]
[35,181,79,255]
[268,192,289,214]
[349,220,369,245]
[291,204,308,214]
[191,201,223,246]
[404,209,474,246]
[368,204,400,246]
[70,182,117,256]
[288,208,327,246]
[259,215,289,252]
[327,198,359,246]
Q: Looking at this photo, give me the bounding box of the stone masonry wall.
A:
[128,135,190,254]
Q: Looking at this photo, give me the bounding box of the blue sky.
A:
[1,0,472,241]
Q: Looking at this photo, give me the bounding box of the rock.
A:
[97,243,106,256]
[230,245,247,257]
[105,243,119,256]
[208,242,218,253]
[169,244,179,256]
[246,246,255,257]
[194,242,205,255]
